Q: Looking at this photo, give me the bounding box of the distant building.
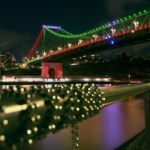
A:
[0,50,16,68]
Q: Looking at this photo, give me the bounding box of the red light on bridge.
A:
[41,62,62,79]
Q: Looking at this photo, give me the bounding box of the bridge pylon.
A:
[41,62,62,79]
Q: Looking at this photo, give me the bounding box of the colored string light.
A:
[27,9,150,59]
[28,23,150,64]
[45,9,149,39]
[28,29,43,58]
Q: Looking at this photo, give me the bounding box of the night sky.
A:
[0,0,149,60]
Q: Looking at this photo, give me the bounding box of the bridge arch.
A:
[41,62,62,79]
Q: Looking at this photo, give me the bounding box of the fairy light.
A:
[31,104,36,109]
[77,99,80,103]
[70,98,74,102]
[59,106,62,110]
[52,89,55,92]
[101,91,104,94]
[81,114,85,118]
[52,95,56,99]
[76,107,80,111]
[21,87,25,93]
[55,105,59,109]
[52,124,56,129]
[0,135,5,142]
[27,94,31,99]
[27,129,32,135]
[31,116,36,122]
[75,92,78,95]
[33,127,38,132]
[71,107,74,111]
[13,86,17,91]
[67,90,70,94]
[102,97,106,101]
[48,125,52,130]
[37,115,41,120]
[111,28,116,35]
[28,139,33,144]
[3,120,8,126]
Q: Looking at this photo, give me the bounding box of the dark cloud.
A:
[104,0,148,17]
[0,28,31,60]
[103,0,150,57]
[101,42,150,58]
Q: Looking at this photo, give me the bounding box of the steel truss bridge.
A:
[27,9,150,65]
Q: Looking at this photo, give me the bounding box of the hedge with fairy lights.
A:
[0,83,105,148]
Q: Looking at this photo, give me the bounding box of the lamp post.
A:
[128,74,131,82]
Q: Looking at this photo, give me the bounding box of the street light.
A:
[111,28,116,35]
[49,49,54,53]
[43,52,46,56]
[68,43,72,48]
[133,21,139,28]
[92,34,99,39]
[78,40,83,45]
[58,47,62,50]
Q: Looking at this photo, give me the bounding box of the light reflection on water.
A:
[30,97,145,150]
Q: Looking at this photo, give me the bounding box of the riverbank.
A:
[115,130,145,150]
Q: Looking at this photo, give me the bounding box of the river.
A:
[30,96,145,150]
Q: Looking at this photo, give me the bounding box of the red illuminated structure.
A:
[41,62,62,79]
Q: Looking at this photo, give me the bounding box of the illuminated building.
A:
[0,50,16,69]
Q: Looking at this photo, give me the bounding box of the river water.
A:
[30,96,145,150]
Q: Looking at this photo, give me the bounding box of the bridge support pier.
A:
[41,62,62,79]
[145,91,150,149]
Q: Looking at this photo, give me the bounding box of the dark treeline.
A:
[64,53,150,79]
[2,53,150,80]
